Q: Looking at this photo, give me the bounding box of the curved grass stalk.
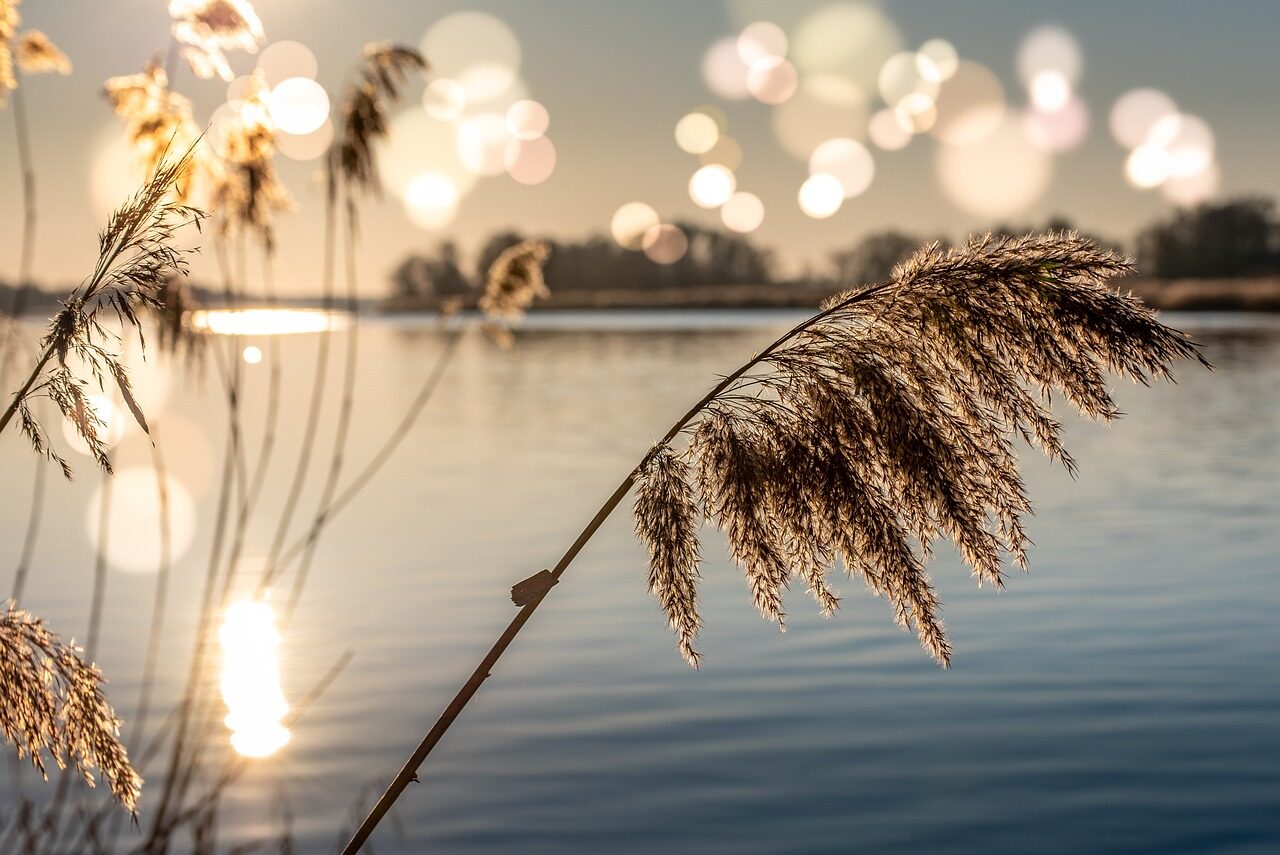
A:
[340,234,1207,853]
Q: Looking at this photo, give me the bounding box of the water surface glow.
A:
[190,308,352,336]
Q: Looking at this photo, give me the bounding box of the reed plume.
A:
[104,62,202,201]
[479,239,552,346]
[209,71,292,247]
[14,29,69,75]
[0,604,141,813]
[344,232,1206,853]
[0,0,18,102]
[0,147,205,477]
[168,0,264,82]
[328,42,427,200]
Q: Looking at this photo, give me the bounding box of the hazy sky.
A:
[3,0,1279,294]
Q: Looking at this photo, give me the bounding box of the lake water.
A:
[1,311,1277,853]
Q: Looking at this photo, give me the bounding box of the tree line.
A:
[390,197,1280,301]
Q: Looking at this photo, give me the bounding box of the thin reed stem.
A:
[339,286,886,853]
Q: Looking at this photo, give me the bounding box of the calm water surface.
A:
[1,311,1277,853]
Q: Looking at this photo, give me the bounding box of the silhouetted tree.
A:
[391,240,471,298]
[830,230,941,284]
[1136,198,1280,278]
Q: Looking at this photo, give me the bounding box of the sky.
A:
[2,0,1279,295]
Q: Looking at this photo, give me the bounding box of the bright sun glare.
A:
[219,601,291,758]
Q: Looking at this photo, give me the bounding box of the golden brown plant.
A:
[0,0,19,101]
[634,232,1207,665]
[478,239,552,345]
[328,43,427,200]
[209,71,292,245]
[104,62,202,201]
[15,29,69,75]
[0,604,141,813]
[0,148,205,477]
[168,0,264,81]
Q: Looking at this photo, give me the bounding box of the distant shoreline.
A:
[381,277,1280,314]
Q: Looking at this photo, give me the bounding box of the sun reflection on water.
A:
[219,601,291,758]
[190,308,351,336]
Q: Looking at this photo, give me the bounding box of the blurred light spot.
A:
[506,99,549,140]
[191,308,351,336]
[1017,25,1082,84]
[643,224,689,264]
[917,39,958,82]
[87,469,196,574]
[792,3,902,91]
[688,164,736,208]
[1125,144,1171,188]
[421,12,521,104]
[504,135,556,185]
[868,107,912,150]
[1029,70,1071,112]
[611,202,660,250]
[456,112,511,176]
[376,109,477,201]
[1162,161,1219,206]
[675,111,720,154]
[257,41,318,88]
[62,394,127,455]
[242,345,263,365]
[90,125,140,222]
[268,77,329,135]
[220,601,290,758]
[721,191,765,233]
[1152,113,1215,178]
[226,74,256,101]
[809,138,874,198]
[700,135,743,170]
[772,74,870,160]
[737,21,788,66]
[1109,88,1177,149]
[747,56,799,105]
[276,119,333,161]
[405,172,460,229]
[878,51,939,108]
[1023,97,1088,152]
[930,60,1005,145]
[799,174,844,219]
[937,117,1051,216]
[423,79,467,121]
[702,36,751,100]
[894,92,937,133]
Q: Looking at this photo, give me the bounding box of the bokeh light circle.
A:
[643,224,689,265]
[1023,98,1089,153]
[1017,25,1082,84]
[506,99,550,140]
[376,109,477,201]
[702,36,751,100]
[688,164,736,208]
[700,136,743,170]
[268,77,330,135]
[747,56,799,105]
[936,117,1051,217]
[421,12,521,104]
[772,74,870,160]
[917,39,958,82]
[404,172,460,229]
[809,138,874,198]
[456,112,511,176]
[791,3,902,91]
[737,21,788,66]
[276,119,333,161]
[257,41,318,88]
[423,79,467,121]
[799,174,844,219]
[504,135,556,185]
[612,202,660,250]
[87,469,196,574]
[721,191,765,233]
[675,111,721,154]
[868,108,912,150]
[878,51,939,108]
[1109,88,1177,149]
[930,60,1006,145]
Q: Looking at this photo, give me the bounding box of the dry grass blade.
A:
[0,604,141,813]
[632,231,1206,667]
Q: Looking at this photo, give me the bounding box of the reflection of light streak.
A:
[190,308,351,336]
[219,601,291,758]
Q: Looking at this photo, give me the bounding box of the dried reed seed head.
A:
[635,445,704,665]
[631,232,1203,668]
[0,605,142,813]
[0,0,20,101]
[169,0,264,81]
[104,62,204,202]
[329,43,427,198]
[15,29,69,75]
[479,239,552,322]
[209,70,293,243]
[151,274,207,360]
